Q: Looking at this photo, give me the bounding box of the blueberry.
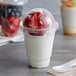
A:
[8,11,14,17]
[7,9,12,13]
[1,5,23,17]
[15,12,21,17]
[13,8,17,12]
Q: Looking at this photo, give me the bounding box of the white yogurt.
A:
[24,29,55,68]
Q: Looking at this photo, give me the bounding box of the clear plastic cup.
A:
[0,0,27,37]
[23,8,59,68]
[60,0,76,36]
[23,22,58,68]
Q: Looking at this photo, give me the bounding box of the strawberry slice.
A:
[29,12,35,16]
[0,20,1,25]
[8,17,20,33]
[23,16,30,27]
[8,17,15,25]
[1,16,20,37]
[38,25,44,29]
[30,13,37,29]
[40,14,48,28]
[8,17,15,22]
[8,25,16,33]
[8,17,20,25]
[38,19,43,26]
[37,12,42,18]
[12,17,21,27]
[2,28,9,37]
[1,25,15,37]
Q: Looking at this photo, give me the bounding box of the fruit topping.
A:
[23,8,55,36]
[1,16,21,37]
[29,13,38,29]
[0,5,22,37]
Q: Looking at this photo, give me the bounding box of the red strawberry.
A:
[8,17,15,21]
[38,19,43,26]
[8,17,15,25]
[0,20,1,25]
[29,12,35,16]
[12,17,21,27]
[23,16,30,27]
[37,12,42,18]
[38,25,44,29]
[1,25,11,37]
[8,25,16,33]
[1,16,20,37]
[2,25,17,37]
[40,14,48,28]
[30,13,38,29]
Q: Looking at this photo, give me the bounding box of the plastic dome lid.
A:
[23,8,59,36]
[24,8,56,30]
